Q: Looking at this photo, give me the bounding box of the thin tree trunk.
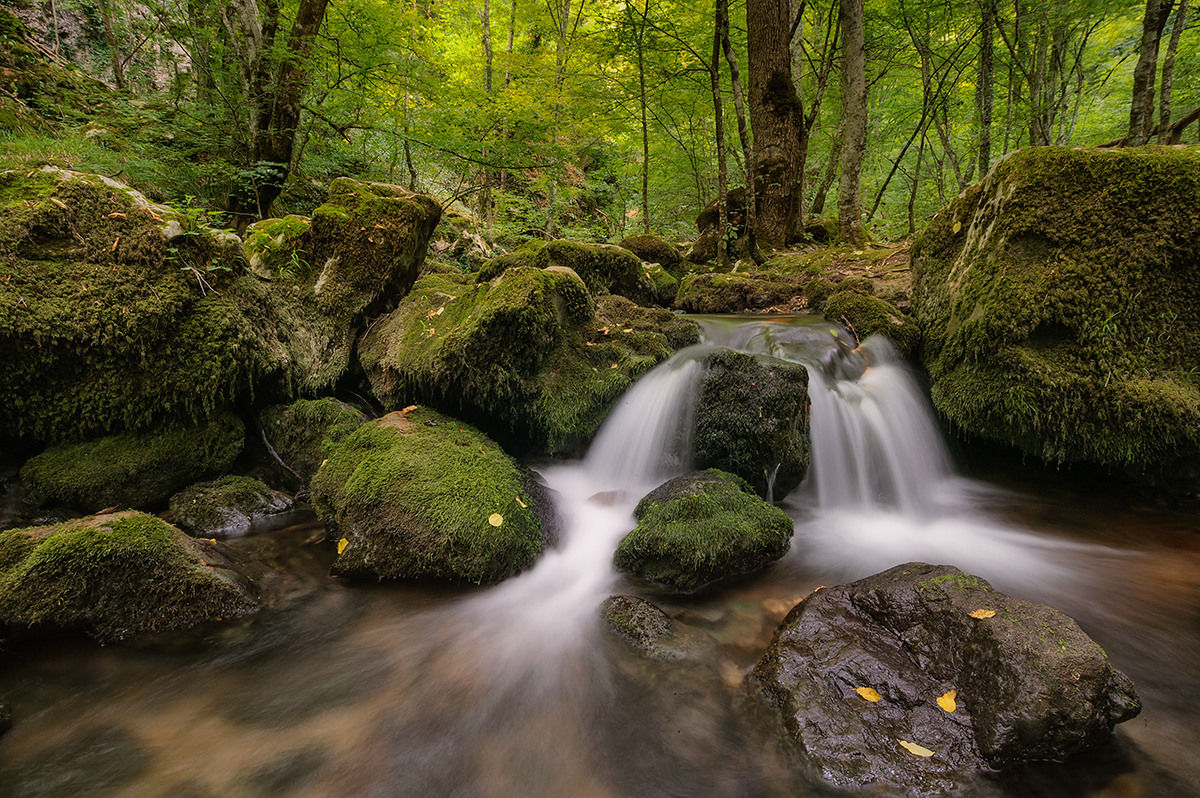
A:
[720,0,759,262]
[1128,0,1175,145]
[97,0,126,90]
[978,0,994,172]
[810,126,841,216]
[711,15,729,267]
[907,129,926,236]
[838,0,866,246]
[637,0,650,233]
[1158,0,1188,142]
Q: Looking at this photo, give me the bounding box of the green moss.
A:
[168,475,291,536]
[822,290,921,355]
[244,215,312,279]
[614,469,794,592]
[912,146,1200,478]
[617,234,684,277]
[310,408,549,584]
[675,272,800,313]
[478,239,648,301]
[259,398,367,483]
[20,412,245,512]
[642,263,679,306]
[0,511,258,642]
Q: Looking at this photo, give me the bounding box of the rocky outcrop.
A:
[168,476,294,538]
[750,562,1141,795]
[0,511,261,642]
[20,412,245,513]
[478,239,655,305]
[614,470,794,592]
[310,408,557,584]
[675,272,801,314]
[694,350,810,497]
[912,146,1200,490]
[359,269,698,452]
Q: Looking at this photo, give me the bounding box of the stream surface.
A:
[1,316,1198,798]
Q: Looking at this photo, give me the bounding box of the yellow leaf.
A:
[899,740,935,757]
[337,538,349,554]
[952,221,962,233]
[937,689,957,712]
[402,404,418,414]
[488,513,504,527]
[515,497,527,508]
[969,609,997,619]
[622,328,633,333]
[855,687,881,702]
[435,306,444,316]
[50,197,68,209]
[610,363,618,369]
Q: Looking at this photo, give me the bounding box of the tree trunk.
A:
[720,0,759,262]
[837,0,866,246]
[96,0,126,90]
[636,0,650,233]
[1128,0,1175,145]
[747,0,803,248]
[810,126,841,216]
[978,0,994,173]
[1158,0,1188,142]
[711,13,730,267]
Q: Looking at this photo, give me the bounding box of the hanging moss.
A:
[310,408,552,584]
[911,146,1200,486]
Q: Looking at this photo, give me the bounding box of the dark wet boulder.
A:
[614,469,794,593]
[359,268,698,453]
[0,511,260,643]
[912,146,1200,491]
[822,289,920,355]
[310,408,557,584]
[477,239,655,304]
[617,234,684,277]
[20,412,245,513]
[749,562,1141,795]
[693,349,810,498]
[168,476,294,538]
[675,272,801,314]
[601,595,722,663]
[259,398,368,486]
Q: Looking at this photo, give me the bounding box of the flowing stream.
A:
[1,316,1199,798]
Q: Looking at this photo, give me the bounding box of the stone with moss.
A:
[911,146,1200,489]
[310,408,556,584]
[614,469,794,593]
[822,289,920,355]
[0,511,260,643]
[618,234,684,277]
[688,187,747,264]
[168,476,293,538]
[243,215,311,280]
[642,263,679,306]
[0,11,111,127]
[259,398,368,486]
[693,349,810,498]
[359,268,698,452]
[478,239,655,304]
[20,412,244,513]
[675,272,801,314]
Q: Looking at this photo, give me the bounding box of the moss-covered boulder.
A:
[0,511,260,643]
[822,289,920,355]
[478,239,655,304]
[912,146,1200,488]
[259,398,368,486]
[243,214,310,280]
[618,234,684,277]
[310,408,556,584]
[359,268,698,452]
[0,10,109,127]
[693,350,810,498]
[675,272,801,314]
[168,476,293,538]
[614,469,794,592]
[642,263,679,306]
[20,412,244,513]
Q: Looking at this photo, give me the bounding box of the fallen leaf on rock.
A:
[899,740,935,757]
[50,197,68,209]
[622,328,633,333]
[515,497,527,508]
[856,687,881,702]
[610,363,618,369]
[952,221,962,234]
[107,212,126,218]
[937,689,957,712]
[338,538,349,554]
[969,609,997,619]
[402,405,418,414]
[488,513,504,527]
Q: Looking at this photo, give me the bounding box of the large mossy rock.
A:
[694,350,810,497]
[750,562,1141,795]
[911,146,1200,488]
[822,289,920,355]
[310,408,556,584]
[675,272,801,314]
[0,169,439,443]
[617,234,684,277]
[168,476,293,538]
[20,412,244,513]
[478,239,655,304]
[0,511,260,643]
[259,398,368,486]
[614,469,794,593]
[359,268,698,452]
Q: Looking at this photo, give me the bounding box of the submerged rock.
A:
[614,470,794,593]
[693,349,810,498]
[0,511,260,643]
[749,562,1141,795]
[359,268,697,452]
[311,408,557,584]
[259,398,368,486]
[478,239,655,304]
[912,146,1200,490]
[168,476,293,538]
[20,412,245,513]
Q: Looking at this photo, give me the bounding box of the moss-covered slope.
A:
[478,239,655,304]
[912,146,1200,486]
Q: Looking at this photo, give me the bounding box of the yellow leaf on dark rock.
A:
[338,538,349,554]
[855,687,881,702]
[937,689,957,712]
[899,740,935,757]
[969,609,997,619]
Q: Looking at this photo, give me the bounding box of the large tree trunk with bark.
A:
[747,0,803,248]
[1128,0,1175,145]
[837,0,866,246]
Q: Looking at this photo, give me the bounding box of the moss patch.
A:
[310,408,552,584]
[614,469,794,592]
[617,234,684,277]
[478,239,652,303]
[0,511,259,642]
[259,398,367,484]
[20,412,244,512]
[822,289,920,355]
[911,146,1200,484]
[675,272,801,314]
[168,475,292,538]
